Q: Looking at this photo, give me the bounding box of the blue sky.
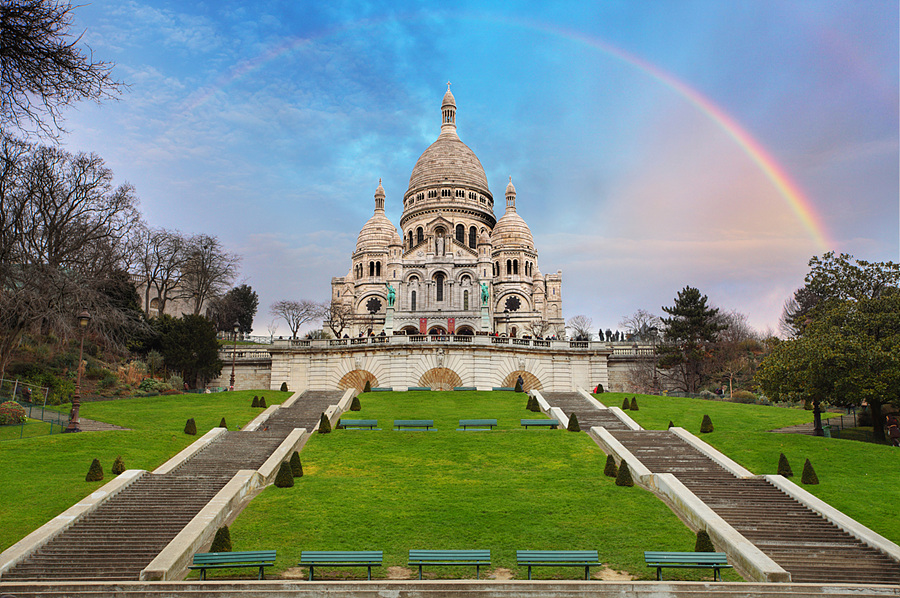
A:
[59,0,898,336]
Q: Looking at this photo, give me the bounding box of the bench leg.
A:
[309,565,314,581]
[367,565,372,580]
[656,566,662,581]
[200,568,206,581]
[476,564,480,580]
[419,565,423,580]
[528,565,532,580]
[714,567,720,582]
[584,566,589,580]
[258,565,264,580]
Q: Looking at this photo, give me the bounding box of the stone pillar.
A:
[385,306,394,335]
[481,305,490,332]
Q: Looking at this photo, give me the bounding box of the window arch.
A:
[456,224,465,244]
[469,226,476,248]
[408,231,413,248]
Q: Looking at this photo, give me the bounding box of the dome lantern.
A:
[441,82,456,131]
[505,176,517,212]
[374,178,385,212]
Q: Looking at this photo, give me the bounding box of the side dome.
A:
[493,211,534,250]
[356,180,400,252]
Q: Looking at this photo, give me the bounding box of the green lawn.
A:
[596,392,900,545]
[227,391,709,581]
[0,390,290,552]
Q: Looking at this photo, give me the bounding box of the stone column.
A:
[385,306,394,335]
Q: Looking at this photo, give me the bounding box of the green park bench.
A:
[299,550,383,580]
[644,551,732,581]
[516,549,602,580]
[458,419,497,430]
[188,550,276,580]
[394,419,435,430]
[407,387,431,391]
[408,549,491,579]
[453,386,477,391]
[337,419,378,430]
[372,387,392,391]
[520,419,558,429]
[492,387,516,391]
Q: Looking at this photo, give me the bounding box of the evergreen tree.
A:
[694,530,715,552]
[567,412,581,432]
[700,414,714,433]
[657,286,726,394]
[630,397,638,411]
[363,380,372,393]
[615,461,634,487]
[801,459,819,484]
[219,417,227,429]
[668,420,675,429]
[622,397,630,410]
[595,384,604,394]
[184,418,197,435]
[777,453,793,477]
[85,459,104,482]
[210,525,232,552]
[514,376,524,393]
[318,412,332,434]
[259,396,267,408]
[251,396,260,407]
[604,454,618,477]
[350,395,361,411]
[111,455,125,475]
[280,382,289,392]
[290,451,303,477]
[274,461,294,487]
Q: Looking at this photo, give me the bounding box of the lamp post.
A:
[229,321,239,391]
[65,310,91,433]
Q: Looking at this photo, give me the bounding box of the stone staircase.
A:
[541,392,630,431]
[1,390,345,582]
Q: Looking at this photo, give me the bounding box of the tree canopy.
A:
[657,286,725,394]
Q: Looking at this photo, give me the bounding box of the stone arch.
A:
[338,369,378,392]
[502,370,542,392]
[399,325,419,335]
[428,325,447,335]
[419,367,462,391]
[456,326,475,335]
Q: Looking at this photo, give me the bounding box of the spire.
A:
[441,81,456,131]
[505,175,516,212]
[374,178,385,212]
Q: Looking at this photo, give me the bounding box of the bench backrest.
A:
[339,419,377,425]
[409,549,490,562]
[517,550,598,563]
[394,419,433,426]
[193,550,276,565]
[300,550,383,563]
[459,419,497,426]
[644,551,728,564]
[520,419,559,425]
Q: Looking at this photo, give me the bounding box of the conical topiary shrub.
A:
[801,459,819,485]
[318,412,332,434]
[86,458,104,482]
[219,417,227,429]
[210,525,232,552]
[595,384,604,394]
[630,397,638,411]
[290,450,303,477]
[668,420,675,429]
[567,412,581,432]
[274,461,294,488]
[777,453,793,477]
[604,454,618,478]
[526,395,538,412]
[350,395,361,411]
[615,461,634,487]
[694,529,715,552]
[111,455,125,475]
[184,418,197,435]
[700,414,714,433]
[514,377,524,393]
[622,397,630,410]
[251,395,260,407]
[259,396,267,408]
[280,382,288,392]
[363,380,372,393]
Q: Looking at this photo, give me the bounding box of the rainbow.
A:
[181,14,832,251]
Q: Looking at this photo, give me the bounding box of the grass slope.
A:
[228,391,704,580]
[599,392,900,544]
[0,390,290,552]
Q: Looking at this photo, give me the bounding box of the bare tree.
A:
[270,299,322,339]
[127,226,191,317]
[526,319,553,338]
[710,310,765,397]
[566,315,593,341]
[619,308,663,343]
[1,0,123,137]
[179,234,240,315]
[321,301,353,338]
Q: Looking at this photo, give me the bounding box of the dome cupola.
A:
[355,179,400,252]
[493,176,534,250]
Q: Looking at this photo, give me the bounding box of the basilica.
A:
[331,86,564,337]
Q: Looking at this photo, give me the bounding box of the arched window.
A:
[456,224,465,244]
[464,290,469,310]
[506,260,512,275]
[469,226,476,248]
[369,262,374,277]
[411,290,416,311]
[408,231,413,248]
[513,260,519,275]
[376,262,381,277]
[435,273,444,302]
[416,227,424,245]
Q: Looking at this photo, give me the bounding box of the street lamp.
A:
[65,310,91,433]
[229,321,239,391]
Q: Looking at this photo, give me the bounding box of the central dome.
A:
[405,86,491,200]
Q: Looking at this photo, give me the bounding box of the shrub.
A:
[259,396,267,408]
[0,401,27,425]
[567,412,581,432]
[167,374,184,389]
[251,396,260,408]
[97,373,118,390]
[526,395,540,412]
[777,453,793,477]
[363,380,372,393]
[318,412,332,434]
[595,383,604,394]
[350,395,361,411]
[731,390,757,404]
[514,377,524,393]
[84,364,107,380]
[210,525,232,552]
[219,417,227,429]
[755,396,772,406]
[184,418,197,435]
[111,455,125,475]
[668,420,675,429]
[621,398,630,410]
[694,529,715,552]
[700,414,714,433]
[85,458,104,482]
[146,350,164,376]
[161,389,181,395]
[630,397,638,411]
[698,390,716,400]
[801,459,819,485]
[615,461,634,487]
[290,450,303,477]
[280,381,288,392]
[604,454,618,477]
[274,461,294,487]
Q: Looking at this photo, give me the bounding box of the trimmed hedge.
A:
[111,455,125,475]
[604,454,618,478]
[615,461,634,487]
[274,461,294,488]
[318,412,332,434]
[210,525,232,552]
[801,459,819,485]
[85,458,103,482]
[777,453,793,477]
[567,413,581,432]
[700,414,714,433]
[184,418,197,435]
[694,529,715,552]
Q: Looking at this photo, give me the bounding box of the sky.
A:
[55,0,898,337]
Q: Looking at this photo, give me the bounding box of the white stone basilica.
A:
[331,86,564,337]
